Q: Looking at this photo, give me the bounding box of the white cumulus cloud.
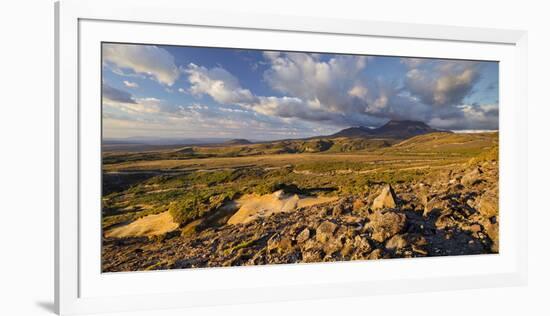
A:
[184,63,255,105]
[103,44,180,86]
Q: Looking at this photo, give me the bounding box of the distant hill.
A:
[330,126,375,138]
[330,120,443,139]
[391,131,497,152]
[103,137,236,146]
[225,139,253,145]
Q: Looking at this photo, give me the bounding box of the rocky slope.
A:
[102,160,498,272]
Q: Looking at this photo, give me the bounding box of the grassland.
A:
[101,131,500,271]
[102,132,498,231]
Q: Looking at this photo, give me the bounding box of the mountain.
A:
[330,120,443,139]
[374,120,441,138]
[225,139,253,145]
[330,126,375,138]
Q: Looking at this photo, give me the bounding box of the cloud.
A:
[184,63,255,104]
[428,103,498,130]
[348,85,368,100]
[403,60,481,107]
[260,53,418,127]
[263,53,367,111]
[104,97,335,140]
[123,80,139,88]
[109,50,497,138]
[400,57,426,68]
[102,83,168,114]
[103,44,179,86]
[261,52,434,127]
[214,54,493,130]
[182,56,387,128]
[183,55,389,130]
[102,83,136,104]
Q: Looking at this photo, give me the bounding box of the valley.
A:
[101,121,499,272]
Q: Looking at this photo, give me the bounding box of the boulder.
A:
[423,197,447,217]
[461,167,483,186]
[316,221,338,243]
[296,228,311,243]
[367,249,383,260]
[477,193,498,218]
[485,222,499,253]
[302,249,324,263]
[340,239,355,257]
[364,211,406,242]
[323,238,344,256]
[353,235,372,253]
[267,234,293,254]
[372,184,398,210]
[467,224,482,234]
[385,234,408,250]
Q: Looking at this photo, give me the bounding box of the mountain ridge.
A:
[329,120,445,139]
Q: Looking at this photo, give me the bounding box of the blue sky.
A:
[102,43,499,140]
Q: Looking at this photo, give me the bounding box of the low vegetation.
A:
[101,130,499,271]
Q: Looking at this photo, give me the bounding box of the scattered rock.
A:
[364,211,406,242]
[386,234,408,250]
[301,238,318,252]
[461,167,483,186]
[319,207,331,217]
[316,221,338,243]
[341,240,354,257]
[103,159,500,272]
[481,219,499,252]
[267,234,294,254]
[412,235,428,246]
[467,224,482,234]
[332,204,345,216]
[323,238,343,256]
[412,245,428,255]
[372,184,398,210]
[296,228,311,243]
[353,235,372,253]
[423,197,446,217]
[367,249,383,260]
[302,249,324,263]
[435,215,454,230]
[477,193,498,218]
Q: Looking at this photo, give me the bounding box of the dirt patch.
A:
[104,211,179,238]
[227,190,337,225]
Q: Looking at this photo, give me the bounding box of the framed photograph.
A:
[55,0,527,314]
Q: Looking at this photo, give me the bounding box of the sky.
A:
[102,43,499,141]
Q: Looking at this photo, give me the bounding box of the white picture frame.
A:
[55,0,528,314]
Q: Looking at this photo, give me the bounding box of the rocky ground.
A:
[102,161,498,272]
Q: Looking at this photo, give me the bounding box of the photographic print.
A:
[101,43,499,272]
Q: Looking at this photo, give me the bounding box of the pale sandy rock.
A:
[372,184,398,210]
